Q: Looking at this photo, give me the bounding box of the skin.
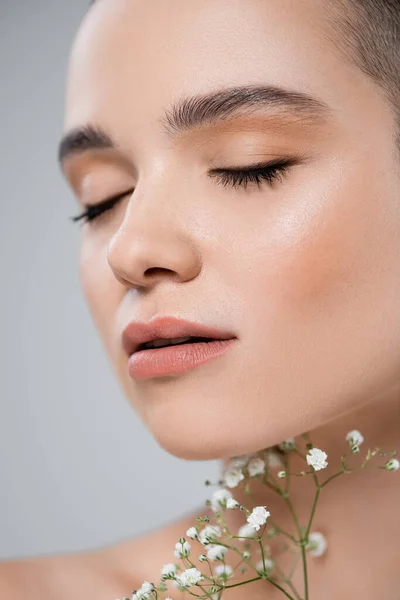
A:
[5,0,399,598]
[62,0,400,463]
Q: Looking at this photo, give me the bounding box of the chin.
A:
[149,420,282,461]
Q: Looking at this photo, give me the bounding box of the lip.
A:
[122,315,237,357]
[128,338,237,380]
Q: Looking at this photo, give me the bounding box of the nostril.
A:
[144,267,176,277]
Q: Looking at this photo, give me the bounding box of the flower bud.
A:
[385,458,400,471]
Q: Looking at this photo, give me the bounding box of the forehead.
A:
[64,0,360,145]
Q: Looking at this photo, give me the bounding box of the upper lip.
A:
[122,316,237,356]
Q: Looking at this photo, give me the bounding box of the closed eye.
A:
[69,190,133,225]
[69,157,298,225]
[209,157,297,190]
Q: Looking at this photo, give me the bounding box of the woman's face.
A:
[61,0,400,460]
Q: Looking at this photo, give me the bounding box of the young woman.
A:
[2,0,400,598]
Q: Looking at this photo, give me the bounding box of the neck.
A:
[218,382,400,599]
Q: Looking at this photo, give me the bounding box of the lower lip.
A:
[127,339,237,380]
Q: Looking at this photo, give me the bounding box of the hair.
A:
[88,0,400,149]
[326,0,400,151]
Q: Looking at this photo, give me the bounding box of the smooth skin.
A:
[3,0,400,598]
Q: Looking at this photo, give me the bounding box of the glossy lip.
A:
[122,315,237,356]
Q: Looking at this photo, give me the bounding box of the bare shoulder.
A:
[103,509,206,599]
[0,548,138,600]
[0,508,203,600]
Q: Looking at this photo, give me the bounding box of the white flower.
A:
[226,497,240,509]
[229,454,252,468]
[161,563,177,579]
[242,550,250,559]
[224,466,245,488]
[207,545,228,561]
[237,523,257,539]
[186,526,198,540]
[210,487,233,511]
[177,567,204,588]
[277,470,286,478]
[247,457,265,477]
[247,506,271,531]
[267,449,284,468]
[214,564,233,579]
[346,430,364,447]
[385,458,400,471]
[198,525,222,545]
[256,558,274,573]
[278,438,296,451]
[306,531,327,557]
[306,448,328,471]
[174,540,191,558]
[198,553,207,562]
[132,581,154,600]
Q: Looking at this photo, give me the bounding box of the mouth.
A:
[137,336,217,351]
[127,337,238,380]
[122,316,237,357]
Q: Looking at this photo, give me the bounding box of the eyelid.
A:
[209,157,296,173]
[82,189,134,210]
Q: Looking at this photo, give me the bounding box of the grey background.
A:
[0,1,220,560]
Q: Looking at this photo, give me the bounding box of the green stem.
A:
[305,486,320,539]
[319,469,345,488]
[223,576,296,599]
[300,542,308,600]
[267,517,299,544]
[273,561,302,600]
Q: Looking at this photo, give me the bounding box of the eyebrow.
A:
[58,83,332,167]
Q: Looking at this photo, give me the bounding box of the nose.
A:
[106,186,203,290]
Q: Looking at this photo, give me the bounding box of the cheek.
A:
[79,237,119,347]
[249,158,400,319]
[236,159,400,428]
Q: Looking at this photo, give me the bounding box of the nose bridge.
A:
[106,167,203,288]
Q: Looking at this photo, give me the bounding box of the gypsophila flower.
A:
[256,558,274,573]
[247,457,265,476]
[229,454,252,468]
[247,506,271,531]
[226,497,240,509]
[199,525,222,545]
[132,581,154,600]
[214,564,233,579]
[198,553,207,562]
[385,458,400,471]
[306,531,328,557]
[267,449,284,468]
[224,466,245,488]
[186,526,198,540]
[210,487,233,511]
[306,448,328,471]
[346,430,364,447]
[174,540,191,558]
[242,550,250,559]
[177,568,204,588]
[278,438,296,451]
[346,430,364,453]
[277,470,286,478]
[207,545,228,561]
[161,563,177,579]
[237,523,258,539]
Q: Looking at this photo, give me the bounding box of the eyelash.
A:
[70,158,296,225]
